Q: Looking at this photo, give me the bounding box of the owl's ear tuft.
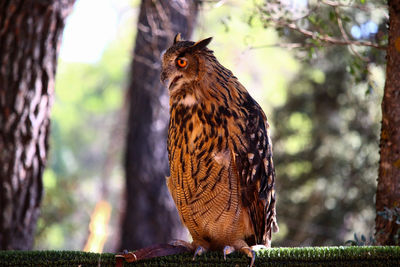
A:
[190,37,212,51]
[174,33,182,44]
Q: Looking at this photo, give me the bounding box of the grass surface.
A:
[0,246,399,266]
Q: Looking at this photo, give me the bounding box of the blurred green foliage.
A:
[273,46,382,246]
[250,0,386,246]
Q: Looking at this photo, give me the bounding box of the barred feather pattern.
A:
[163,39,278,250]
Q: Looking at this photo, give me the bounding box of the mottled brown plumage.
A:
[161,34,278,266]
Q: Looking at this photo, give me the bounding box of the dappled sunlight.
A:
[84,201,112,253]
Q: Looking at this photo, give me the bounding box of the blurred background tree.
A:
[250,0,387,245]
[32,0,389,251]
[120,0,199,250]
[375,0,400,245]
[251,0,400,246]
[35,0,134,250]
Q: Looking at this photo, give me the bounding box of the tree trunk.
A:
[0,0,74,250]
[375,0,400,245]
[120,0,198,250]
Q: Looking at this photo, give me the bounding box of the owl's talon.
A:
[192,246,207,260]
[223,245,235,260]
[250,250,256,267]
[239,247,256,267]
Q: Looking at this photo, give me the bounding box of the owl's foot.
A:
[169,240,208,261]
[223,245,235,260]
[192,245,207,260]
[239,246,256,267]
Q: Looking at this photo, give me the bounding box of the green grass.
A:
[0,246,399,266]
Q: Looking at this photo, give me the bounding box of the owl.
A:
[161,34,278,266]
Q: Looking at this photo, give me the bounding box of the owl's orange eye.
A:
[177,58,187,68]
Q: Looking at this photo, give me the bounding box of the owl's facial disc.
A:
[166,56,189,90]
[162,55,193,91]
[161,42,202,93]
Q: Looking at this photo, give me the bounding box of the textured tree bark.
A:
[120,0,198,250]
[0,0,74,250]
[375,0,400,245]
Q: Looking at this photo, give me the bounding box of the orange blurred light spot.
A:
[84,200,112,253]
[395,37,400,52]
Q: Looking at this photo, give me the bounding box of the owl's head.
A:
[161,33,212,92]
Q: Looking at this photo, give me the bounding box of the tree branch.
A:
[272,19,386,50]
[334,6,369,61]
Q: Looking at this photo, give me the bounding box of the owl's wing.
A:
[233,96,278,246]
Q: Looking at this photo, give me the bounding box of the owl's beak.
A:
[168,75,183,90]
